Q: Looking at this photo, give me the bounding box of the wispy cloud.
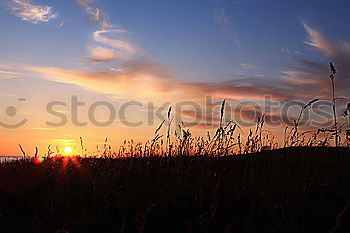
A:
[56,21,64,28]
[26,61,174,99]
[0,63,12,70]
[281,70,329,99]
[75,0,92,6]
[86,7,100,22]
[88,46,119,62]
[303,23,339,57]
[0,69,22,79]
[74,0,103,23]
[213,1,241,48]
[74,0,138,62]
[239,63,258,70]
[29,127,56,131]
[26,60,296,101]
[303,23,350,61]
[281,47,291,55]
[92,29,137,54]
[9,0,58,24]
[110,67,124,73]
[290,23,350,94]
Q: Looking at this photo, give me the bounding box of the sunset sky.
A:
[0,0,350,155]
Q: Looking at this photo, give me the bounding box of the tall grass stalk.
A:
[329,62,338,147]
[18,144,26,158]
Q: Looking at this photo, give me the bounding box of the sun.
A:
[64,146,73,155]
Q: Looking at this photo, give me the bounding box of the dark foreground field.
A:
[1,147,350,233]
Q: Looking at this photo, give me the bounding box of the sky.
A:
[0,0,350,155]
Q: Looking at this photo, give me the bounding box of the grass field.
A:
[1,147,350,233]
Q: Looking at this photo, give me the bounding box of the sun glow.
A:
[64,146,73,155]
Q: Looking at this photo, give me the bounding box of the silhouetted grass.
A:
[1,147,350,233]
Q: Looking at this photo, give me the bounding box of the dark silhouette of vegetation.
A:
[1,148,350,233]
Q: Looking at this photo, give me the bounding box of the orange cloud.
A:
[300,23,350,94]
[25,61,174,99]
[303,23,339,57]
[88,46,119,62]
[0,69,22,79]
[75,0,93,6]
[281,71,329,99]
[26,58,300,102]
[9,0,58,24]
[303,23,350,69]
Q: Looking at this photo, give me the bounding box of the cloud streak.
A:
[213,1,241,48]
[74,0,138,62]
[297,23,350,94]
[303,23,338,57]
[87,46,119,62]
[75,0,92,6]
[26,59,299,101]
[239,63,258,70]
[0,69,22,79]
[92,29,137,54]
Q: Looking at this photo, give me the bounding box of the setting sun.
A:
[64,146,73,155]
